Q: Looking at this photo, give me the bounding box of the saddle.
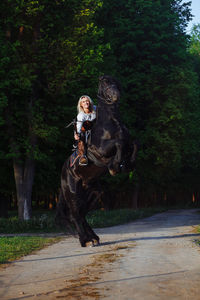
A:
[81,120,93,131]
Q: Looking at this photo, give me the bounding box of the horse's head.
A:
[98,75,121,104]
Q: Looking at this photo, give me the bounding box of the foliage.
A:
[0,0,200,211]
[0,0,106,217]
[181,24,200,193]
[96,0,199,194]
[189,24,200,56]
[0,0,105,160]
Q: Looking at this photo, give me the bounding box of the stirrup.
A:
[79,155,88,166]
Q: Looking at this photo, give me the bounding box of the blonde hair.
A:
[77,95,94,113]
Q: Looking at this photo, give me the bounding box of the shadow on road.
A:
[10,232,200,263]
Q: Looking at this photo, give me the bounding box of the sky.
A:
[185,0,200,33]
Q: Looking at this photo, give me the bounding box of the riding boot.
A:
[79,155,88,166]
[78,140,88,166]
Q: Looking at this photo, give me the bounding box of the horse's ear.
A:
[99,75,104,81]
[99,75,110,82]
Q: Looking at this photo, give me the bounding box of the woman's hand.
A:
[74,133,80,140]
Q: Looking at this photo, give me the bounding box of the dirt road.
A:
[0,209,200,299]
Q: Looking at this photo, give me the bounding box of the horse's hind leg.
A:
[61,169,99,247]
[70,206,99,246]
[82,219,100,246]
[76,183,102,246]
[68,194,96,246]
[71,217,97,247]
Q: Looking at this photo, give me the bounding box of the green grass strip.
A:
[0,207,168,234]
[0,214,58,234]
[0,236,61,264]
[87,207,166,228]
[196,226,200,246]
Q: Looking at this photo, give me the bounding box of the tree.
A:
[0,0,105,219]
[179,23,200,201]
[96,0,195,202]
[189,24,200,56]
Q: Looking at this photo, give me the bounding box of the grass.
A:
[86,207,167,228]
[196,225,200,246]
[0,236,61,265]
[0,207,168,234]
[0,211,59,234]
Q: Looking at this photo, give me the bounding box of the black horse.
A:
[56,75,137,247]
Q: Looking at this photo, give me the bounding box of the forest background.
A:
[0,0,200,220]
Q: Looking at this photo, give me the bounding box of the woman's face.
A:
[81,97,90,111]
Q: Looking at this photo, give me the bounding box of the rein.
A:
[65,119,76,128]
[97,94,114,105]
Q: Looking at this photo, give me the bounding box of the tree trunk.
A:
[0,193,8,218]
[13,158,35,220]
[132,184,139,210]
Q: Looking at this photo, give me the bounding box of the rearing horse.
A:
[56,75,137,247]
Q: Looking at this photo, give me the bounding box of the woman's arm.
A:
[76,112,85,136]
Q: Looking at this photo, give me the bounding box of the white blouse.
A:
[76,106,96,134]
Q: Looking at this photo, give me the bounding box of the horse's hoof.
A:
[84,239,99,247]
[92,239,100,247]
[109,169,117,176]
[85,241,94,247]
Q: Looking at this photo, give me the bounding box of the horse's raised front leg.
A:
[108,141,124,176]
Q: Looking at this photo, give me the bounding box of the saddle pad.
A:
[70,150,80,167]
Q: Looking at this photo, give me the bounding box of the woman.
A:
[74,95,96,165]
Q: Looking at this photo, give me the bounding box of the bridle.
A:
[97,84,119,105]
